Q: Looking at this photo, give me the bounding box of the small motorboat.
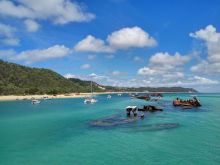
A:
[150,93,163,97]
[130,94,135,99]
[32,99,40,105]
[173,97,201,107]
[117,93,122,96]
[136,95,151,101]
[107,95,112,99]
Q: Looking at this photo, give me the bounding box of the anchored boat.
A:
[32,99,40,105]
[173,97,201,107]
[84,81,97,104]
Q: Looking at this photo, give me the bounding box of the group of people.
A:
[173,97,201,107]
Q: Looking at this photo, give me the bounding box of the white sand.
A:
[0,92,130,101]
[0,93,91,101]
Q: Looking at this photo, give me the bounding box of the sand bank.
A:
[0,92,129,101]
[0,93,92,101]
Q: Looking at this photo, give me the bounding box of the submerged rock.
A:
[126,123,180,132]
[138,105,163,112]
[90,115,138,128]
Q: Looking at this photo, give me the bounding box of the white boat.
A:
[107,95,112,99]
[130,94,135,99]
[84,98,97,104]
[117,93,122,96]
[32,99,40,104]
[84,81,97,104]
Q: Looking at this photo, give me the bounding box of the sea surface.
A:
[0,93,220,165]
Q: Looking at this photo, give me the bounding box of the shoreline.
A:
[0,93,91,101]
[0,92,124,101]
[0,91,198,101]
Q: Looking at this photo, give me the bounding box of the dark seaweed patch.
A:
[125,123,180,132]
[90,115,138,128]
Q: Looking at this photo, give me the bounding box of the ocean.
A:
[0,93,220,165]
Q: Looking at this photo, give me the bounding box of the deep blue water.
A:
[0,93,220,165]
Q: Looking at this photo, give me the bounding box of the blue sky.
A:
[0,0,220,92]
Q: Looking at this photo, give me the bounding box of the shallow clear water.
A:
[0,93,220,165]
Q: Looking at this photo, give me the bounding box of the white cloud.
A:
[111,70,127,76]
[80,64,91,69]
[62,72,218,90]
[107,26,157,49]
[138,52,190,77]
[137,52,194,87]
[1,37,20,46]
[190,25,220,74]
[0,49,16,58]
[190,76,218,85]
[74,35,114,53]
[0,0,95,24]
[0,22,19,46]
[162,72,184,79]
[106,54,115,59]
[63,73,76,79]
[0,22,16,37]
[15,45,71,64]
[89,73,108,81]
[137,67,158,76]
[133,56,142,62]
[189,25,220,42]
[149,52,190,67]
[191,60,220,74]
[126,75,218,88]
[24,19,40,32]
[74,26,157,53]
[88,54,96,60]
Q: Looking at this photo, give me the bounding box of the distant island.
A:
[0,60,197,95]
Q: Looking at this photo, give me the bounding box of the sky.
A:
[0,0,220,92]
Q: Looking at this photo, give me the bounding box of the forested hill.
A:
[0,60,104,95]
[0,60,197,95]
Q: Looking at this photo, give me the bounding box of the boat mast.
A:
[91,81,93,96]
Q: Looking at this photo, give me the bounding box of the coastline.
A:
[0,92,123,101]
[0,91,198,101]
[0,93,91,101]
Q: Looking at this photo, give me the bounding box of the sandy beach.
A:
[0,93,93,101]
[0,92,128,101]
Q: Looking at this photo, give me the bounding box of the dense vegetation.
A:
[0,60,104,95]
[104,86,197,93]
[0,60,197,95]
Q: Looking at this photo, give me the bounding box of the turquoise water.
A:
[0,93,220,165]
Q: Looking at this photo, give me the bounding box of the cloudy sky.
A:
[0,0,220,92]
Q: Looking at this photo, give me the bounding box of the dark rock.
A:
[138,105,163,112]
[90,115,138,128]
[127,123,180,132]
